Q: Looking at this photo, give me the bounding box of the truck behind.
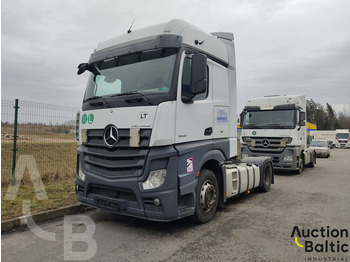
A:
[240,95,316,174]
[335,129,350,148]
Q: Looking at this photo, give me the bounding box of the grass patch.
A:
[1,142,78,220]
[1,142,77,185]
[1,177,78,220]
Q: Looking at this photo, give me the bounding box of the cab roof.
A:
[90,19,231,65]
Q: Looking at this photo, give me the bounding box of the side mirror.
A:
[190,54,207,95]
[300,112,306,126]
[239,111,245,127]
[77,63,89,75]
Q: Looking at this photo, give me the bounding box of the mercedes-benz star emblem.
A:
[103,125,119,148]
[262,139,270,148]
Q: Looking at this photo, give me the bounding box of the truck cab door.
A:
[175,53,213,144]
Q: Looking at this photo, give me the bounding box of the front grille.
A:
[87,129,152,147]
[244,136,291,154]
[81,128,151,178]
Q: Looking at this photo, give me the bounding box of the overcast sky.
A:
[2,0,350,114]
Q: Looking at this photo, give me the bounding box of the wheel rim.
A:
[199,180,217,213]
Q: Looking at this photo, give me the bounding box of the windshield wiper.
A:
[83,96,109,107]
[83,96,103,103]
[110,91,154,105]
[269,124,282,128]
[243,124,258,128]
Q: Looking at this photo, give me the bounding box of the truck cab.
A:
[76,19,273,223]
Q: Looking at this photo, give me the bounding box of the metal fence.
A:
[1,99,80,185]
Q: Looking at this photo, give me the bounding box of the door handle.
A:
[204,127,213,136]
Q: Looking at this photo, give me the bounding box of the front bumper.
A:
[241,145,300,171]
[76,145,189,222]
[76,177,179,221]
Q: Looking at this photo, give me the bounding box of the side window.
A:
[181,56,209,101]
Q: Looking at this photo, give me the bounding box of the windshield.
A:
[242,109,296,129]
[336,133,350,139]
[310,141,328,147]
[84,48,177,101]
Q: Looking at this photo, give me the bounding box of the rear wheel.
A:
[309,153,316,167]
[192,169,219,223]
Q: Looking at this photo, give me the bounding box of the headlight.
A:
[283,155,293,162]
[141,169,167,190]
[77,163,86,181]
[241,154,248,159]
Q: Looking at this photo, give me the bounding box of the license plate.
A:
[96,198,118,209]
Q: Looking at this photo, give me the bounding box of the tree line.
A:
[306,99,350,130]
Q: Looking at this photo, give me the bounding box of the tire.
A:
[309,153,316,167]
[192,169,219,224]
[259,162,273,192]
[296,158,304,175]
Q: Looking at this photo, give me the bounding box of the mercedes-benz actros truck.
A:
[75,19,273,223]
[240,95,316,174]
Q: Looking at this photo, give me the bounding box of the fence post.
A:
[11,99,19,186]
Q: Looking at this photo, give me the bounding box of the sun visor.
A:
[89,35,183,63]
[273,104,296,110]
[244,106,261,111]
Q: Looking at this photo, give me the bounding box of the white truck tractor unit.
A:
[75,19,273,223]
[335,129,350,148]
[240,95,316,174]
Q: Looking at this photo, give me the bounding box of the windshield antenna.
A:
[127,19,135,34]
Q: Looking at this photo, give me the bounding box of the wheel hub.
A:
[200,180,217,212]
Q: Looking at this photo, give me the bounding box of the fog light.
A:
[153,198,161,206]
[141,169,167,190]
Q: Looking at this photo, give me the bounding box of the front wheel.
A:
[192,169,219,224]
[259,162,273,192]
[296,158,304,175]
